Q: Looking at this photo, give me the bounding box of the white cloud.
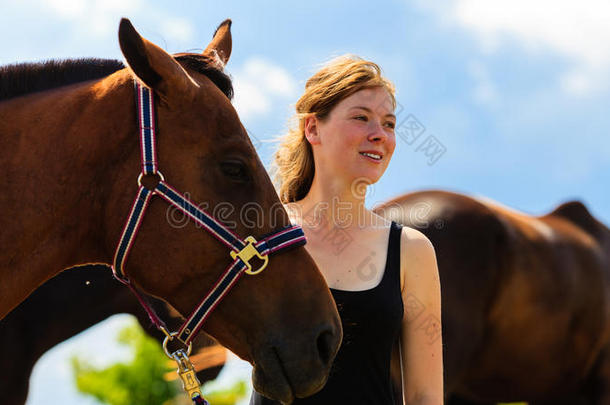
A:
[38,0,142,38]
[241,58,297,98]
[560,71,595,96]
[41,0,143,21]
[42,0,87,18]
[231,57,298,120]
[420,0,610,96]
[36,0,194,44]
[160,17,195,44]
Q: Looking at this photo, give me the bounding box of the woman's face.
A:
[307,86,396,187]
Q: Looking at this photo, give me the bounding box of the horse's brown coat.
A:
[376,190,610,404]
[0,265,223,405]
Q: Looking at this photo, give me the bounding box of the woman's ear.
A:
[304,114,321,145]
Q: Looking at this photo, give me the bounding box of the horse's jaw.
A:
[251,342,335,404]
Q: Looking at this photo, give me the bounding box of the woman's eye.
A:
[354,115,368,121]
[220,161,250,182]
[385,121,396,129]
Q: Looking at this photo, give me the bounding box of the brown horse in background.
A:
[0,265,225,405]
[377,190,610,404]
[0,18,341,403]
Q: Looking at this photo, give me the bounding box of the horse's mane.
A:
[0,59,123,101]
[0,54,233,101]
[550,200,607,239]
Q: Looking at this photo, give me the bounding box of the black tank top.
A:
[250,221,404,404]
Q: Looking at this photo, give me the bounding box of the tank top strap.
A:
[378,220,402,291]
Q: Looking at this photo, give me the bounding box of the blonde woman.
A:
[251,56,443,404]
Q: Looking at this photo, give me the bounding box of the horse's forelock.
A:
[205,49,226,71]
[174,53,233,101]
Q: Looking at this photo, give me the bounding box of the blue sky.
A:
[2,0,609,403]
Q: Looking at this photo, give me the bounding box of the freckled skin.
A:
[311,87,397,187]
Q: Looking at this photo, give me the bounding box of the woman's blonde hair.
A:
[272,54,396,203]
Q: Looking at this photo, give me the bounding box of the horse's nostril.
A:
[316,328,336,367]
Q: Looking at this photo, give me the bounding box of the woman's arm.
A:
[399,227,444,405]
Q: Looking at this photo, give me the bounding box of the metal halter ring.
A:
[137,171,165,190]
[162,332,193,358]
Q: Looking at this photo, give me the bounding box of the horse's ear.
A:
[203,19,232,66]
[118,18,196,99]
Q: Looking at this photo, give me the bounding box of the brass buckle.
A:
[230,236,269,275]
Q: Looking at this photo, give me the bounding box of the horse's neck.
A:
[0,73,137,318]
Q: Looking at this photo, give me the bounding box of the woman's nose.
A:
[367,120,388,142]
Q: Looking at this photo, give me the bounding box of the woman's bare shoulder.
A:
[400,225,433,244]
[398,225,438,293]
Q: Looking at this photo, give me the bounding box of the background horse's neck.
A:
[0,264,223,405]
[0,71,137,318]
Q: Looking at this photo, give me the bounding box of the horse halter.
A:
[111,80,306,402]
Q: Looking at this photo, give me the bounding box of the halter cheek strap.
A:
[111,81,307,347]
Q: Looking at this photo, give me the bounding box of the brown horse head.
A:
[0,19,341,403]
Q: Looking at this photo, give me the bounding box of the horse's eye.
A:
[220,160,250,182]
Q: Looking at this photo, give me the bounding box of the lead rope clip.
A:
[163,334,209,404]
[173,349,208,404]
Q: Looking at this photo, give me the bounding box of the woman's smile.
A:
[359,151,383,163]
